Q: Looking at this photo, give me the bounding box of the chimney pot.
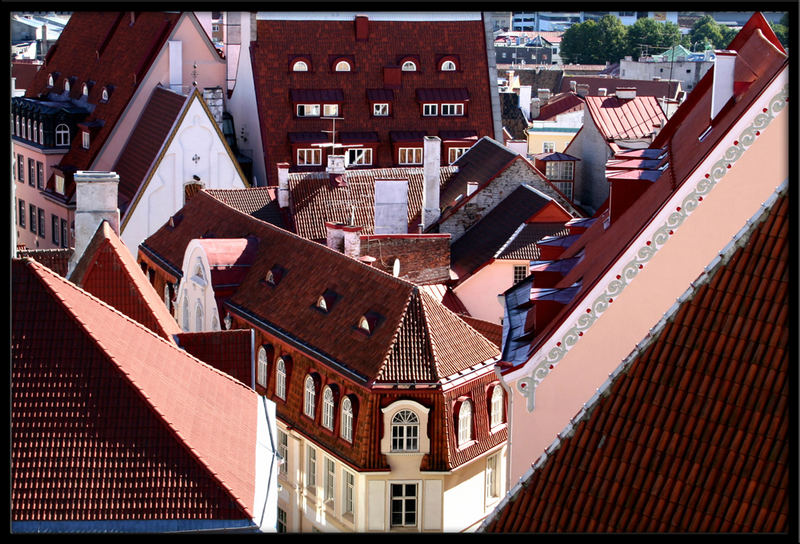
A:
[277,162,290,208]
[68,171,121,277]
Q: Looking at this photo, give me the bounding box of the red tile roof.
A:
[26,12,183,200]
[458,315,503,348]
[251,15,495,184]
[205,187,286,228]
[12,257,260,524]
[484,191,789,532]
[114,86,189,210]
[176,329,254,387]
[16,248,74,277]
[140,190,499,385]
[534,91,585,121]
[69,221,181,341]
[288,166,459,241]
[12,60,42,90]
[584,95,667,142]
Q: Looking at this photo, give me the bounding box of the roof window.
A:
[291,58,310,72]
[335,60,352,72]
[401,60,417,71]
[316,289,339,313]
[357,311,382,334]
[265,265,286,286]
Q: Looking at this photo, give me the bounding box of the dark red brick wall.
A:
[359,234,450,285]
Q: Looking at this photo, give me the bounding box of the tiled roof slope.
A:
[441,137,519,209]
[69,221,181,341]
[12,258,258,524]
[26,12,182,200]
[176,330,254,387]
[16,248,74,277]
[496,222,571,260]
[251,16,495,184]
[450,184,564,281]
[534,91,585,121]
[206,187,286,229]
[484,191,789,533]
[458,315,503,349]
[114,86,189,211]
[584,95,666,142]
[141,190,498,384]
[288,166,459,241]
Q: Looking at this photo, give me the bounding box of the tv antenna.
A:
[312,117,363,152]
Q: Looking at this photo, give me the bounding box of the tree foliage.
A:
[688,15,737,50]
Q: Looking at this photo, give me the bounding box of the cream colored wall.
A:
[455,260,527,325]
[527,131,576,155]
[92,13,226,173]
[502,74,788,486]
[120,95,247,257]
[442,445,507,532]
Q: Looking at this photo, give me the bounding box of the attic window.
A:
[357,311,382,334]
[440,59,457,71]
[265,265,286,286]
[335,60,352,72]
[101,88,109,102]
[401,60,417,71]
[358,316,371,332]
[316,289,339,313]
[47,74,54,87]
[82,83,89,97]
[63,79,70,93]
[292,60,309,72]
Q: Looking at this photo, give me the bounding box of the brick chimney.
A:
[67,171,120,276]
[277,163,290,208]
[374,179,409,234]
[355,14,369,41]
[422,136,441,230]
[711,51,736,120]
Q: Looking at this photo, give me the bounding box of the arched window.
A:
[317,295,328,312]
[182,296,189,331]
[64,79,70,93]
[458,400,473,446]
[55,124,70,146]
[341,397,353,442]
[101,87,109,102]
[391,410,419,452]
[490,386,505,427]
[292,60,309,72]
[322,386,335,430]
[257,346,268,388]
[47,74,54,87]
[195,300,204,332]
[21,118,27,139]
[358,316,371,333]
[304,375,316,418]
[335,60,351,72]
[401,60,417,71]
[15,115,19,136]
[82,83,88,97]
[21,117,26,139]
[440,60,457,71]
[276,358,287,400]
[32,121,37,143]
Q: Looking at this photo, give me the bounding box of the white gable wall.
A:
[121,95,248,257]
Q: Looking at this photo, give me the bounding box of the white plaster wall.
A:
[175,241,221,332]
[565,116,610,213]
[120,97,247,257]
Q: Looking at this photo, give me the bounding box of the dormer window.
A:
[323,104,339,117]
[373,103,389,116]
[457,399,474,447]
[297,104,320,117]
[55,124,70,147]
[82,83,89,97]
[440,59,457,71]
[82,131,90,149]
[47,74,54,87]
[316,289,339,313]
[265,265,286,286]
[63,79,70,93]
[401,60,417,71]
[292,59,309,72]
[423,103,438,117]
[101,88,109,102]
[358,316,370,332]
[357,311,381,334]
[334,60,352,72]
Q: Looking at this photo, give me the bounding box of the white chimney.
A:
[325,222,345,252]
[530,97,541,119]
[518,85,532,120]
[422,136,441,230]
[598,88,607,96]
[466,181,479,196]
[277,163,290,208]
[711,50,736,120]
[327,154,346,175]
[616,87,637,100]
[342,225,363,258]
[569,80,577,92]
[168,40,182,92]
[537,88,551,102]
[374,179,409,234]
[68,171,120,276]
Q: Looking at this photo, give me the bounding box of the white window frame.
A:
[398,147,422,165]
[101,88,109,102]
[323,104,339,117]
[297,148,322,166]
[486,453,500,500]
[63,79,70,93]
[257,346,268,388]
[346,148,372,166]
[441,103,464,116]
[55,124,70,146]
[343,469,355,516]
[391,410,419,452]
[422,103,438,117]
[82,83,88,97]
[38,123,43,143]
[457,400,473,446]
[448,147,470,164]
[542,141,556,153]
[21,117,26,139]
[324,457,336,503]
[304,375,316,418]
[276,358,287,400]
[390,483,418,528]
[306,445,317,490]
[373,103,389,116]
[341,397,353,442]
[490,386,505,427]
[278,430,288,476]
[401,60,417,71]
[335,60,351,72]
[292,60,309,72]
[82,131,90,149]
[55,175,65,195]
[440,60,457,71]
[545,161,574,181]
[296,103,320,117]
[322,386,335,430]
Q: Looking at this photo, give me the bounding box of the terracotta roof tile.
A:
[205,187,286,228]
[484,191,789,533]
[16,248,74,277]
[585,95,667,142]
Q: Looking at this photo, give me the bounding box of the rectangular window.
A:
[343,470,355,516]
[545,161,574,181]
[29,204,36,234]
[82,131,90,149]
[38,208,45,239]
[486,453,500,500]
[306,445,317,491]
[373,103,389,116]
[543,142,555,153]
[36,161,44,189]
[55,175,65,195]
[28,158,35,187]
[60,218,68,248]
[277,507,287,533]
[423,103,438,116]
[513,264,528,284]
[17,155,24,183]
[18,199,25,228]
[398,147,422,165]
[297,148,322,166]
[448,147,470,164]
[390,483,417,528]
[346,148,372,166]
[324,458,335,503]
[323,104,339,117]
[441,103,464,116]
[552,180,574,201]
[52,214,60,245]
[12,153,16,181]
[278,430,288,476]
[297,104,321,117]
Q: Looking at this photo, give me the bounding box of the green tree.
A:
[625,18,682,58]
[560,16,627,65]
[770,12,789,48]
[689,15,737,50]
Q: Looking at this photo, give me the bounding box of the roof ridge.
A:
[371,286,421,384]
[20,257,257,520]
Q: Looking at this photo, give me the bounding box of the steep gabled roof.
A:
[484,190,789,533]
[141,190,498,385]
[206,187,286,228]
[175,329,254,388]
[69,221,181,341]
[584,94,666,143]
[288,166,459,241]
[534,91,585,121]
[12,258,260,526]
